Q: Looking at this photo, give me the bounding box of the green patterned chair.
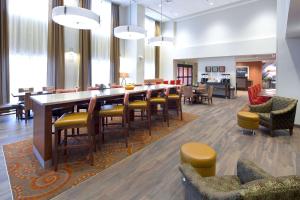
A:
[248,96,298,136]
[179,158,300,200]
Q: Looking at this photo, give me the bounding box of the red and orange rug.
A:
[3,113,197,200]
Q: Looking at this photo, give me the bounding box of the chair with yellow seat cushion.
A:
[99,102,128,147]
[149,89,169,127]
[237,111,259,135]
[167,88,183,120]
[53,96,97,171]
[180,142,217,177]
[125,91,152,136]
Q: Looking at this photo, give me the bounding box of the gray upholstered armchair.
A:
[249,96,298,136]
[179,158,300,200]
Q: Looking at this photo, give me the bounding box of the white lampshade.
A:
[114,25,146,40]
[52,6,100,30]
[148,36,173,46]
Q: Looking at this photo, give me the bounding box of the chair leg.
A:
[87,126,94,166]
[99,117,104,143]
[289,128,293,136]
[53,129,60,171]
[147,108,151,136]
[127,109,131,130]
[179,100,183,121]
[25,110,28,124]
[176,101,179,116]
[165,103,169,127]
[270,130,274,137]
[63,129,67,156]
[163,104,166,122]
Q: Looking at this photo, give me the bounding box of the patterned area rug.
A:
[3,112,197,200]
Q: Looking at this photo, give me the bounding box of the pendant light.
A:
[148,0,173,46]
[52,6,100,30]
[114,0,146,40]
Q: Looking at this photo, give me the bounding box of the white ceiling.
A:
[111,0,258,21]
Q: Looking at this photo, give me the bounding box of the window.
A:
[177,64,193,86]
[91,0,111,86]
[144,17,155,80]
[8,0,48,95]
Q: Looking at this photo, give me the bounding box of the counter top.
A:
[31,84,177,106]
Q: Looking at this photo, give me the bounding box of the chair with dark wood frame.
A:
[125,90,152,136]
[53,96,97,171]
[99,94,129,147]
[149,88,170,127]
[168,87,183,120]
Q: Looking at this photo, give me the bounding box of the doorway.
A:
[177,64,193,85]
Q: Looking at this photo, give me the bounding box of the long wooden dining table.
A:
[31,84,177,168]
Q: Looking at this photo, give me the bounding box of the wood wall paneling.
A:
[236,61,263,87]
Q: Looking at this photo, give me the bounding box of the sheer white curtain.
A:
[91,0,111,86]
[8,0,48,94]
[144,17,155,80]
[64,0,80,89]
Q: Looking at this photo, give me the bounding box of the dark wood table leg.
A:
[32,102,53,168]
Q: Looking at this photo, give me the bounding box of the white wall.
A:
[276,0,300,125]
[159,21,176,80]
[119,4,145,84]
[197,57,236,87]
[160,0,277,80]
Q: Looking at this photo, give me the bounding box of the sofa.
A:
[179,158,300,200]
[249,96,298,136]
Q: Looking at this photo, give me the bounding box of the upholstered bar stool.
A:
[149,88,170,127]
[125,90,152,136]
[99,93,129,147]
[180,142,217,177]
[53,96,97,171]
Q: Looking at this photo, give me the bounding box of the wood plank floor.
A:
[0,91,299,200]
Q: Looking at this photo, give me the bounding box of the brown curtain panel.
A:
[110,3,120,84]
[79,0,92,90]
[155,21,161,79]
[0,0,10,104]
[47,0,65,89]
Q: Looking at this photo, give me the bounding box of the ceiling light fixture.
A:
[114,0,146,40]
[148,0,173,46]
[206,0,214,6]
[52,6,100,30]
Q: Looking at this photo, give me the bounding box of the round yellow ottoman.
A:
[180,142,217,177]
[237,111,259,135]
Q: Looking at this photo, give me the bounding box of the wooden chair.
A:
[52,88,78,119]
[149,88,170,127]
[19,92,33,123]
[198,84,207,93]
[168,87,183,120]
[125,90,152,136]
[201,86,214,104]
[53,96,97,171]
[42,86,55,92]
[183,86,196,104]
[99,94,129,147]
[18,87,34,102]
